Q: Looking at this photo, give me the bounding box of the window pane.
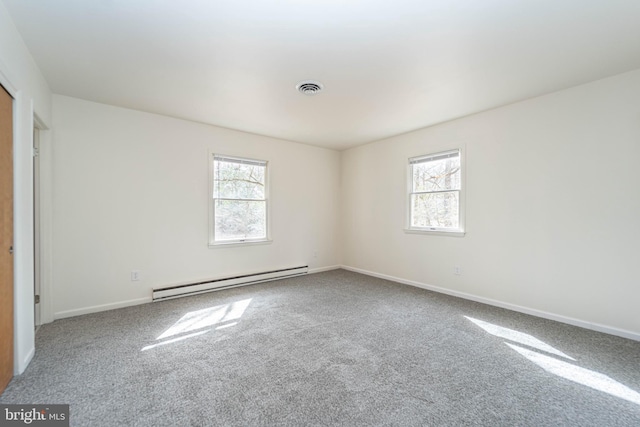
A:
[214,160,265,199]
[411,191,459,228]
[215,200,266,241]
[412,157,461,192]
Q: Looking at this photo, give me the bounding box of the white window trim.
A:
[405,148,466,237]
[208,152,272,248]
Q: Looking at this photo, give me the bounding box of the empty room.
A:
[1,1,640,426]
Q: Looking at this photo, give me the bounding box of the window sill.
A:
[209,239,273,249]
[404,228,465,237]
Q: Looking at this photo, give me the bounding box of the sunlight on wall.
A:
[466,316,640,407]
[157,298,252,340]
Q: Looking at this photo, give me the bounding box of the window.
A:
[408,149,464,235]
[210,155,269,245]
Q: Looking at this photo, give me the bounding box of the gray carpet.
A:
[1,269,640,426]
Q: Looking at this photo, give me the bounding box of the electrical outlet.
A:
[131,270,140,281]
[313,251,318,258]
[453,266,462,276]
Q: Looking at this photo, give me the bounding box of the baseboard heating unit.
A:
[152,265,308,301]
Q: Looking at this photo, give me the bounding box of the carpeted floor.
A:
[1,269,640,426]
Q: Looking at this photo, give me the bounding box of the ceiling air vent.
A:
[296,80,324,96]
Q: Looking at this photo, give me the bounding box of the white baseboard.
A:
[309,265,341,274]
[52,267,339,320]
[340,265,640,342]
[54,297,152,320]
[16,346,35,375]
[51,267,339,319]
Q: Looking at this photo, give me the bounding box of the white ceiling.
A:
[4,0,640,150]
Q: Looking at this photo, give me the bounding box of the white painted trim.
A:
[208,151,271,247]
[33,112,48,130]
[406,145,466,235]
[52,266,332,319]
[340,265,640,342]
[0,57,19,97]
[404,228,465,237]
[208,239,272,249]
[308,265,341,274]
[12,91,29,376]
[18,346,35,376]
[36,127,53,324]
[1,55,36,376]
[54,297,153,320]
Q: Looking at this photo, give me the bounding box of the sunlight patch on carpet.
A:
[142,330,211,351]
[465,316,574,360]
[157,298,252,340]
[507,343,640,406]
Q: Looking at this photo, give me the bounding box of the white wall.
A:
[51,95,341,317]
[0,2,52,373]
[341,69,640,338]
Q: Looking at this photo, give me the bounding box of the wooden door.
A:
[0,84,13,394]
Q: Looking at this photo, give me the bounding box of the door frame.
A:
[0,60,53,375]
[33,126,40,329]
[1,77,15,393]
[32,113,51,327]
[0,68,18,379]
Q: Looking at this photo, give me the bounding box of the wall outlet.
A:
[131,270,140,281]
[453,266,462,276]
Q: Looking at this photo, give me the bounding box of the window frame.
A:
[208,153,271,247]
[405,148,466,237]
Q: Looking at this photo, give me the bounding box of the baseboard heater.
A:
[152,265,308,301]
